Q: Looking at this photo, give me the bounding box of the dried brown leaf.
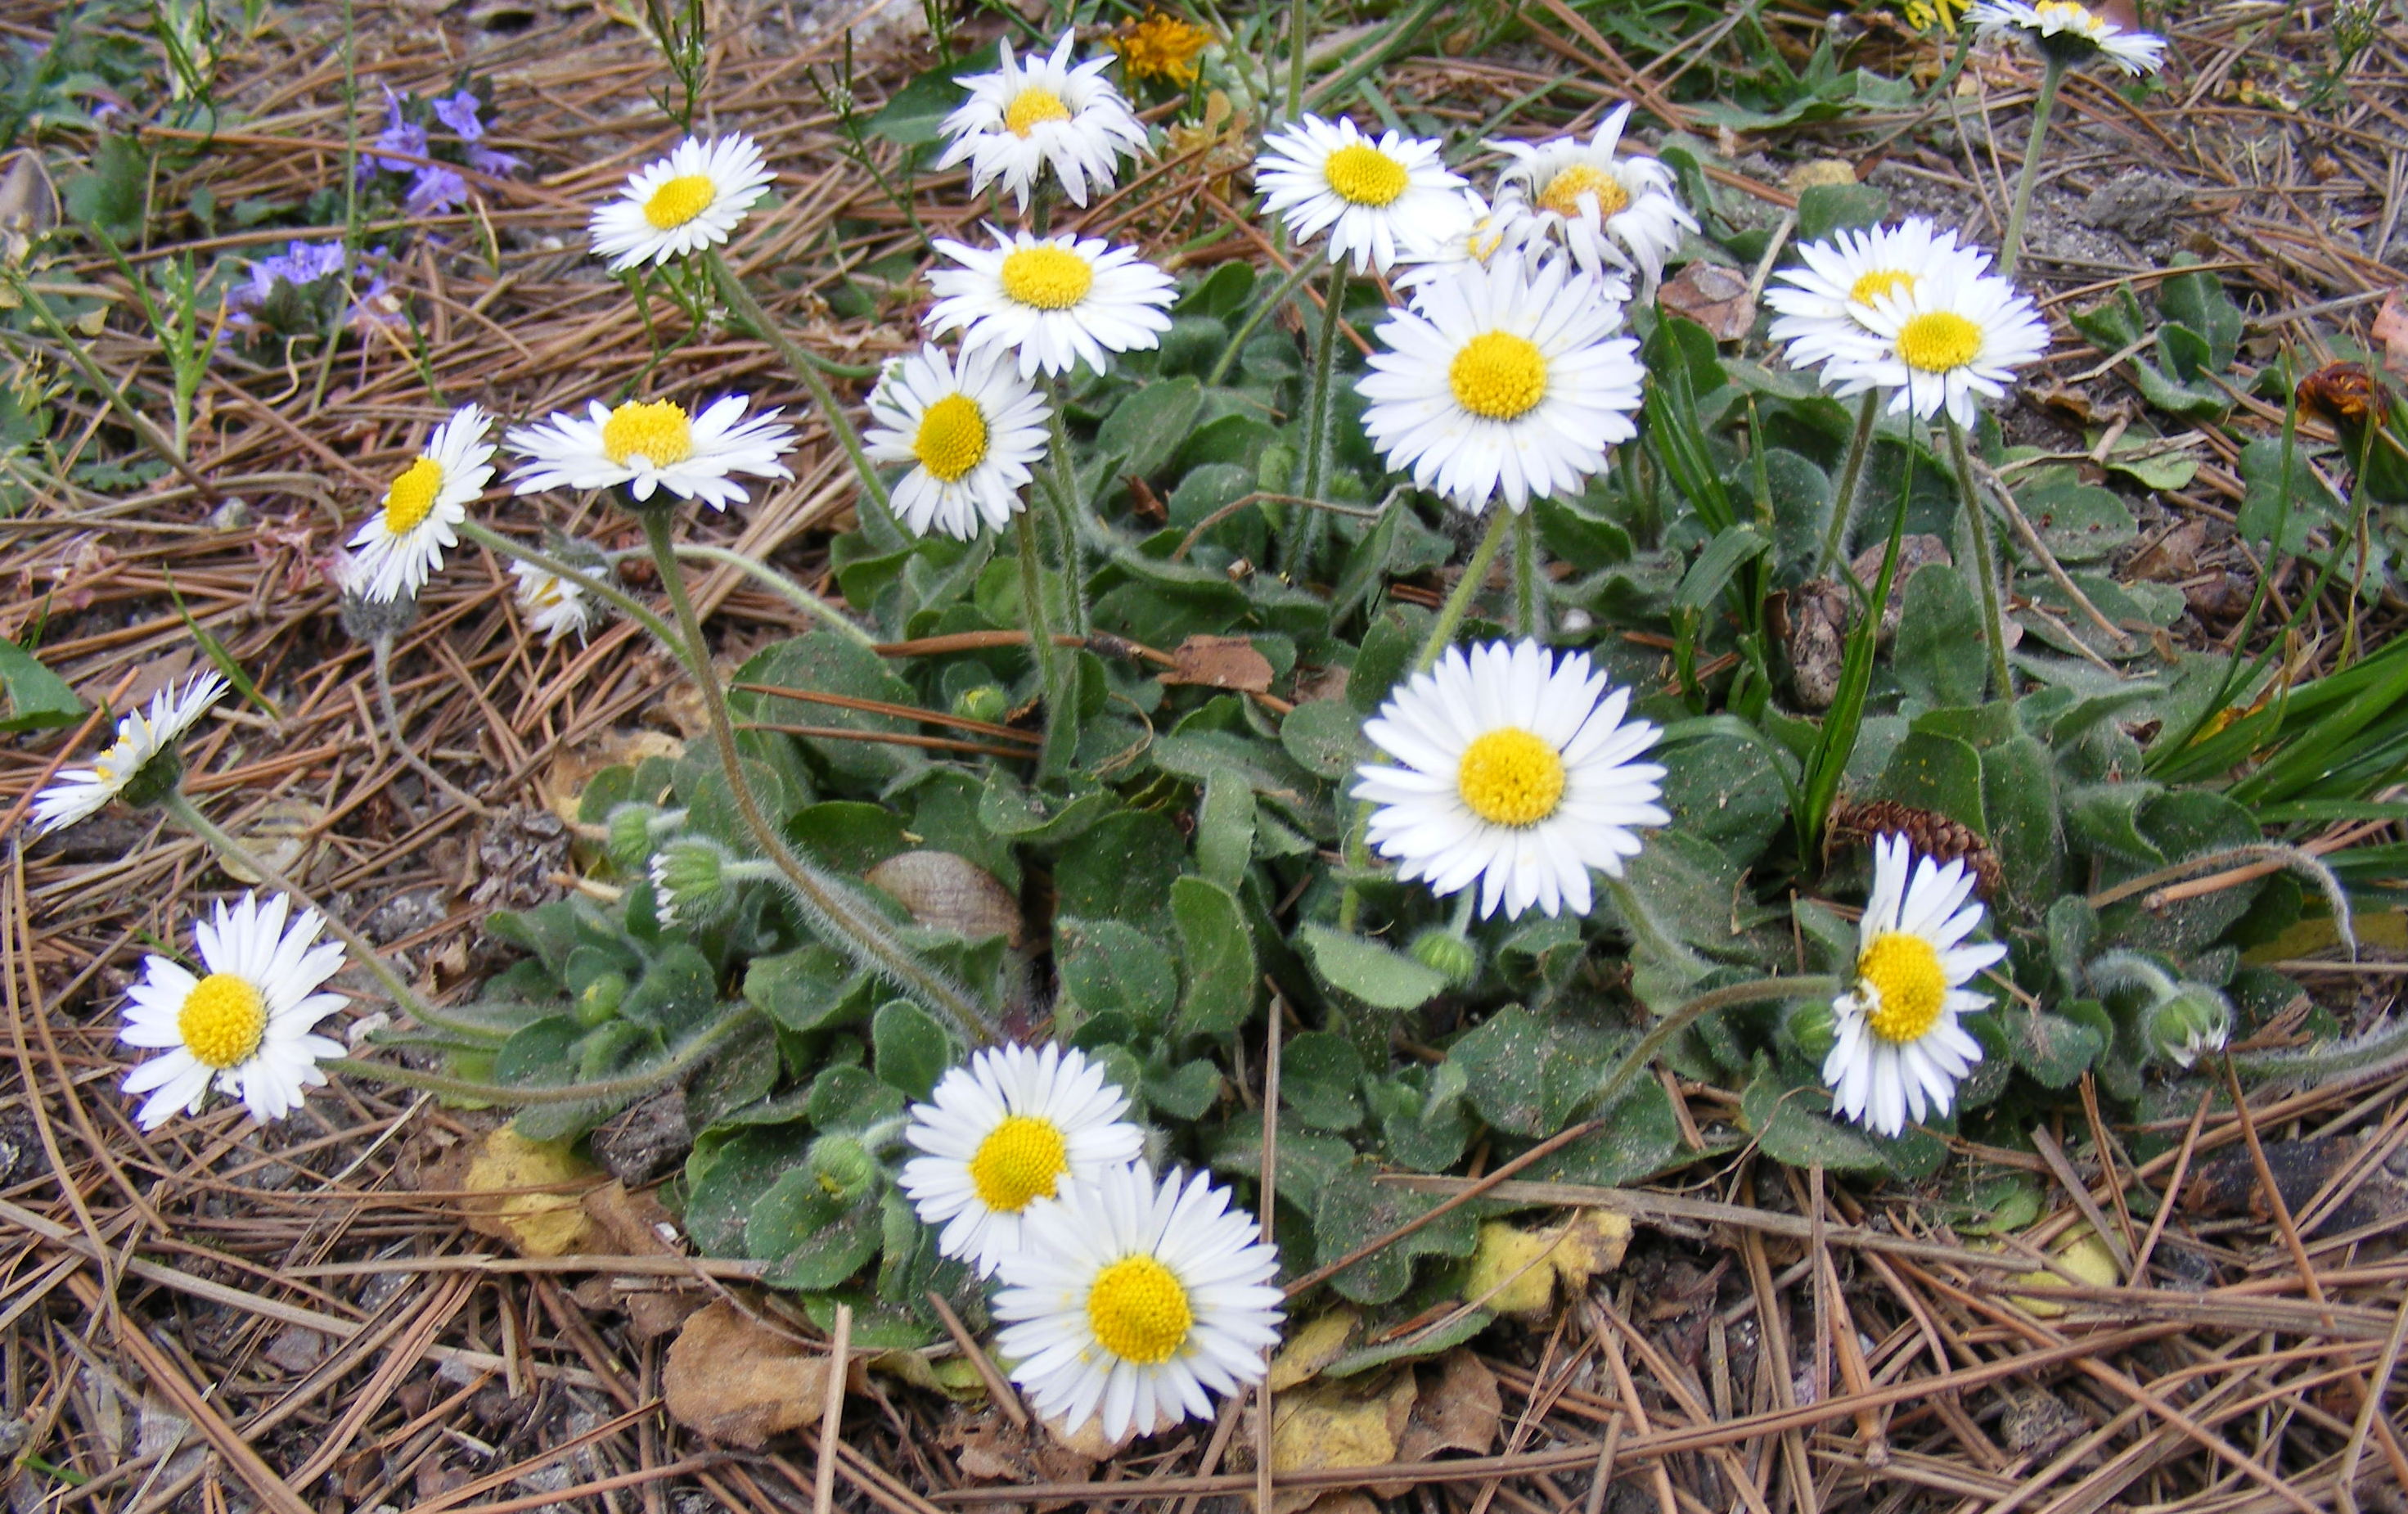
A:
[1165,633,1275,693]
[866,850,1025,947]
[1657,262,1755,343]
[662,1300,829,1449]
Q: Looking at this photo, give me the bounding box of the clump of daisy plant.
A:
[1824,835,2003,1137]
[31,671,227,835]
[588,132,775,273]
[1965,2,2167,276]
[992,1160,1282,1441]
[935,33,1151,212]
[119,892,349,1130]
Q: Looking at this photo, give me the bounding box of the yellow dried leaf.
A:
[1264,1373,1416,1514]
[1463,1220,1562,1317]
[1783,159,1858,192]
[1550,1209,1633,1292]
[2008,1228,2122,1318]
[462,1128,599,1258]
[663,1301,830,1448]
[1267,1306,1361,1391]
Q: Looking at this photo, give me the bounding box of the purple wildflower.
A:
[407,164,468,214]
[467,144,521,178]
[368,87,427,173]
[431,90,485,141]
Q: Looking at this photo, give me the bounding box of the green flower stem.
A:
[1603,871,1713,986]
[1997,56,2065,282]
[331,1005,758,1104]
[1415,505,1515,673]
[1285,259,1349,578]
[702,250,893,518]
[668,543,875,647]
[637,510,998,1043]
[1943,416,2016,700]
[1514,507,1541,640]
[371,636,490,815]
[1591,975,1839,1114]
[457,520,681,647]
[1819,390,1881,580]
[1015,510,1076,778]
[1039,377,1091,633]
[1284,0,1310,119]
[1205,256,1321,387]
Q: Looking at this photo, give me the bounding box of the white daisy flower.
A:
[925,228,1177,378]
[1392,189,1621,308]
[32,671,228,835]
[510,559,593,645]
[936,33,1150,210]
[1488,105,1698,290]
[119,891,348,1131]
[506,394,795,510]
[1253,115,1467,274]
[1357,256,1645,515]
[899,1043,1145,1278]
[587,133,776,272]
[347,403,494,603]
[1765,219,1992,378]
[1353,639,1669,921]
[864,344,1051,540]
[1969,0,2167,74]
[1826,268,2051,430]
[1824,835,2005,1136]
[993,1160,1282,1441]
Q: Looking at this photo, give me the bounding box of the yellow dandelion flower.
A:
[1112,11,1213,86]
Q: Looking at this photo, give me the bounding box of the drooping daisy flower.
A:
[1822,834,2003,1137]
[1766,218,1992,377]
[32,672,228,835]
[510,559,593,645]
[1353,639,1668,921]
[1969,0,2167,74]
[506,395,795,509]
[119,892,348,1130]
[347,403,494,602]
[1826,268,2051,429]
[993,1160,1282,1440]
[864,344,1051,540]
[925,229,1177,378]
[1254,115,1466,275]
[899,1043,1145,1278]
[587,133,776,271]
[1357,257,1645,514]
[1488,105,1698,290]
[937,34,1151,210]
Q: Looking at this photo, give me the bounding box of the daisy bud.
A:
[606,803,664,872]
[952,683,1011,725]
[1782,998,1839,1063]
[651,836,735,927]
[2146,987,2232,1070]
[1408,927,1480,989]
[808,1133,878,1201]
[577,970,628,1028]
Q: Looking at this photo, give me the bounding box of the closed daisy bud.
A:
[650,836,733,927]
[2147,988,2232,1069]
[1408,927,1480,988]
[808,1133,879,1201]
[606,803,666,872]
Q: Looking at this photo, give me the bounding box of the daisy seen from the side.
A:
[1828,268,2050,429]
[506,394,795,509]
[119,892,348,1131]
[1357,256,1645,515]
[587,133,776,271]
[511,559,594,645]
[31,671,227,835]
[1354,639,1669,921]
[864,344,1051,540]
[1823,834,2004,1137]
[1253,115,1466,274]
[899,1043,1145,1278]
[348,403,494,602]
[1765,218,1992,378]
[925,229,1177,378]
[1488,104,1697,290]
[937,33,1151,210]
[1390,189,1614,307]
[1969,0,2167,74]
[993,1160,1282,1441]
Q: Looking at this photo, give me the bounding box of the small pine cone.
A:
[1825,796,2003,899]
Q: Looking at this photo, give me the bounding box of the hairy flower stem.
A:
[1038,376,1091,633]
[331,1005,758,1103]
[1285,260,1349,579]
[1015,511,1076,778]
[1284,0,1310,119]
[703,250,893,519]
[1944,417,2016,700]
[371,636,489,816]
[1514,507,1542,639]
[637,510,997,1043]
[1819,390,1881,580]
[1205,256,1322,387]
[1591,976,1841,1114]
[1997,56,2064,282]
[457,520,680,647]
[668,544,875,647]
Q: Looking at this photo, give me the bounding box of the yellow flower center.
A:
[1004,86,1073,137]
[601,399,695,467]
[179,972,268,1070]
[382,456,446,535]
[1456,727,1566,827]
[912,393,990,482]
[1857,932,1948,1044]
[1086,1254,1194,1364]
[968,1114,1069,1212]
[1321,142,1409,207]
[1897,311,1983,374]
[998,246,1094,310]
[1848,268,1915,306]
[1538,164,1630,220]
[642,173,718,231]
[1448,331,1549,421]
[2033,0,2094,26]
